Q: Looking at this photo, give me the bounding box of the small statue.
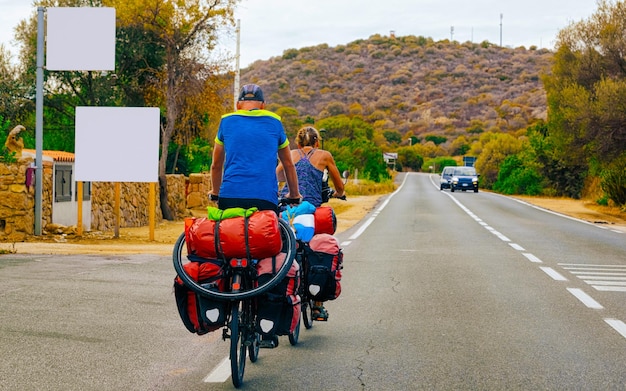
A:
[4,125,25,154]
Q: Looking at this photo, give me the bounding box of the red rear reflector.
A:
[229,258,248,268]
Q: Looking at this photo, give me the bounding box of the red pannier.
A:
[255,252,301,336]
[304,233,343,301]
[174,260,228,335]
[313,206,337,235]
[184,210,282,260]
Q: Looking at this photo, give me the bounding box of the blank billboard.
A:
[46,7,115,71]
[75,107,160,182]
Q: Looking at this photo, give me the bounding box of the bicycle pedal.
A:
[259,340,276,349]
[259,335,278,349]
[314,316,329,321]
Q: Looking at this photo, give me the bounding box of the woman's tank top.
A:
[280,149,324,207]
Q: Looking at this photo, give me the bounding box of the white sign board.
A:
[46,7,115,71]
[75,107,160,182]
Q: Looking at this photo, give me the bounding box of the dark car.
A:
[439,166,455,190]
[450,166,479,192]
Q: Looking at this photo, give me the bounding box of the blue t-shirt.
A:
[215,109,289,205]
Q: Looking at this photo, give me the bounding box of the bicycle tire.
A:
[302,299,314,329]
[173,218,297,300]
[248,331,260,363]
[243,298,259,363]
[230,303,245,388]
[288,315,301,345]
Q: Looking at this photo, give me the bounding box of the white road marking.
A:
[492,231,510,242]
[563,262,626,291]
[604,319,626,340]
[559,263,626,267]
[522,253,543,263]
[565,267,626,271]
[567,288,604,309]
[570,271,626,276]
[348,217,375,240]
[348,172,409,240]
[509,243,525,251]
[593,286,626,292]
[584,280,626,286]
[540,267,568,281]
[436,181,625,338]
[204,356,231,383]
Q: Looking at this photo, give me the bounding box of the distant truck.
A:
[463,156,476,167]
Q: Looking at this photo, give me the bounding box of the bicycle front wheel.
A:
[230,302,246,388]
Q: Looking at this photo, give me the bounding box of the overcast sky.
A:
[1,0,599,68]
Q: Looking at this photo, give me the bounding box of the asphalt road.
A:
[1,172,624,390]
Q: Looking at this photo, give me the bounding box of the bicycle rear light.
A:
[230,258,248,268]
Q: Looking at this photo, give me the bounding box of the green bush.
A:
[0,147,17,164]
[493,155,543,195]
[600,154,626,206]
[423,156,456,172]
[596,195,609,206]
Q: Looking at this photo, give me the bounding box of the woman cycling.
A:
[276,126,345,320]
[276,126,345,206]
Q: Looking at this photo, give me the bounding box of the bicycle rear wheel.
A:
[230,302,245,388]
[302,299,314,329]
[173,218,297,300]
[248,332,260,363]
[288,316,301,345]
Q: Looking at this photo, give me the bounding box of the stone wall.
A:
[186,173,211,209]
[88,173,207,231]
[0,159,211,239]
[0,157,53,241]
[89,174,200,231]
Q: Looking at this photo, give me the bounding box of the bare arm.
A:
[277,147,302,199]
[325,152,345,197]
[209,143,225,197]
[276,150,299,182]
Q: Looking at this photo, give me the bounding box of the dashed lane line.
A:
[433,178,626,339]
[540,267,568,281]
[567,288,604,309]
[605,319,626,339]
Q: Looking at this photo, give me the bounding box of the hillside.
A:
[241,34,553,138]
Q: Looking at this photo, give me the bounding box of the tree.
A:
[0,45,28,127]
[274,106,302,141]
[474,132,523,188]
[106,0,236,220]
[396,146,423,171]
[383,130,402,145]
[543,0,626,199]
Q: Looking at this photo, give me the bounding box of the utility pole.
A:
[450,26,454,41]
[234,19,240,111]
[500,13,503,47]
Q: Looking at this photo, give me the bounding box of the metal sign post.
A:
[34,7,45,235]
